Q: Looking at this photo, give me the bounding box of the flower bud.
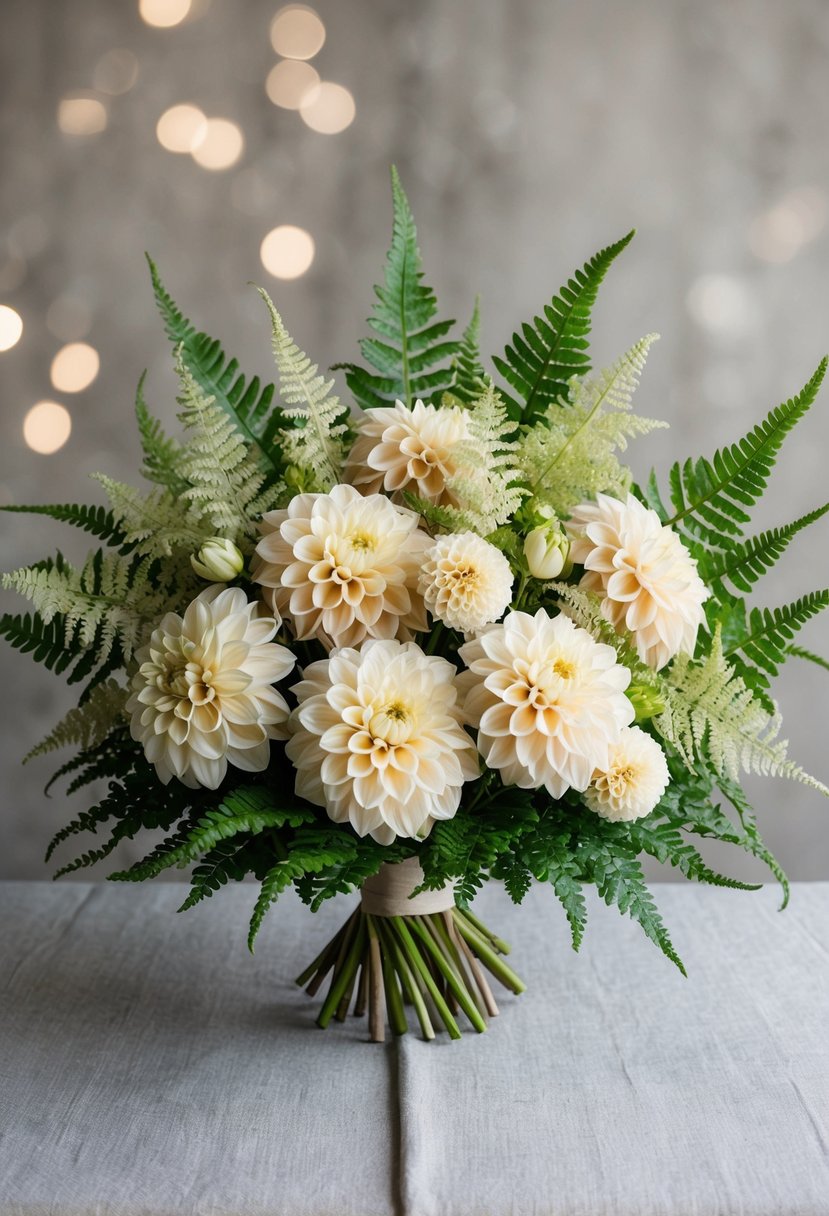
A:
[626,682,666,723]
[191,537,245,583]
[523,523,572,580]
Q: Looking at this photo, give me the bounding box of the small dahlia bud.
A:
[626,682,666,723]
[191,537,245,583]
[523,522,572,580]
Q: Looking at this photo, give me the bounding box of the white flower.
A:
[191,537,245,582]
[286,639,479,844]
[523,522,571,580]
[584,725,670,822]
[458,609,634,798]
[253,484,429,649]
[419,532,513,635]
[127,586,294,789]
[566,492,708,670]
[344,398,473,505]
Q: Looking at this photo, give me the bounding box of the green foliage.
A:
[787,644,829,673]
[449,298,489,404]
[493,230,635,424]
[147,255,282,478]
[337,167,460,409]
[517,333,666,515]
[25,678,128,763]
[135,372,188,496]
[698,503,829,602]
[257,287,348,491]
[0,608,117,691]
[0,502,127,549]
[92,474,208,560]
[178,839,257,912]
[647,359,827,547]
[717,591,829,709]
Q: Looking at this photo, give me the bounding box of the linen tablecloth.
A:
[1,879,827,1216]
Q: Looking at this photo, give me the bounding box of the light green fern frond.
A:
[257,288,348,491]
[176,352,278,541]
[450,298,489,404]
[517,334,666,516]
[92,474,208,559]
[135,372,188,496]
[656,626,827,794]
[25,678,129,762]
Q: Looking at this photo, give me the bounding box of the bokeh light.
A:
[270,5,326,59]
[50,342,100,393]
[260,225,315,279]
[686,273,758,340]
[58,96,107,136]
[23,402,72,455]
[191,118,245,170]
[139,0,191,28]
[748,187,827,264]
[300,82,355,134]
[0,306,23,352]
[93,49,140,95]
[266,60,320,110]
[156,104,208,153]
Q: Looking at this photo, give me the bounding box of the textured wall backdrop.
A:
[1,0,828,883]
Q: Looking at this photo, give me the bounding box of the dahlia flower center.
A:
[369,699,414,745]
[159,657,217,706]
[348,529,377,553]
[606,764,636,797]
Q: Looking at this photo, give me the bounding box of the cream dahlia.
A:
[126,586,294,789]
[566,492,708,670]
[344,398,473,505]
[458,609,634,798]
[419,532,514,635]
[286,639,479,844]
[253,484,429,649]
[584,726,670,822]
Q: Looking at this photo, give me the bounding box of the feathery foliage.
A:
[92,474,208,559]
[135,372,188,496]
[493,230,635,424]
[25,679,128,763]
[257,287,348,490]
[517,333,666,515]
[337,167,460,410]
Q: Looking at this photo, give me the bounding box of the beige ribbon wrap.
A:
[360,857,455,917]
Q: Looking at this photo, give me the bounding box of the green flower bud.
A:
[626,682,666,723]
[283,464,305,489]
[191,537,245,583]
[523,522,572,580]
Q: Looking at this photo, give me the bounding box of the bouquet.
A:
[4,168,827,1043]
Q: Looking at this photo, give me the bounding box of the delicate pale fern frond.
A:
[698,502,829,602]
[0,502,127,548]
[336,166,459,410]
[2,549,165,663]
[656,626,828,794]
[147,256,282,478]
[25,679,128,762]
[257,288,348,491]
[93,474,208,559]
[649,359,827,546]
[135,372,188,495]
[176,353,278,541]
[517,334,666,516]
[493,231,635,424]
[449,298,489,404]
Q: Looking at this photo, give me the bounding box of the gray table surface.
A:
[1,879,827,1216]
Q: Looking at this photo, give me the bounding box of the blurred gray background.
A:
[1,0,827,884]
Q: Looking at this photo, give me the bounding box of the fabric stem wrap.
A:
[360,857,455,917]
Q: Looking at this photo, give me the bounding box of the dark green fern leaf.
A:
[335,166,459,410]
[492,230,635,424]
[717,590,829,706]
[146,255,283,476]
[248,831,359,951]
[786,644,829,672]
[699,502,829,602]
[135,371,188,495]
[627,818,760,890]
[449,298,489,404]
[661,359,827,547]
[1,503,128,549]
[178,839,255,912]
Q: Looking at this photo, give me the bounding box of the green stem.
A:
[374,917,408,1036]
[316,914,367,1029]
[453,912,526,995]
[391,916,461,1039]
[386,925,435,1041]
[409,917,487,1033]
[458,907,511,955]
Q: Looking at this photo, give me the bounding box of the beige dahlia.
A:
[286,639,479,844]
[458,609,634,798]
[584,726,670,822]
[253,484,429,649]
[419,532,514,635]
[566,493,708,670]
[344,398,473,505]
[126,586,294,789]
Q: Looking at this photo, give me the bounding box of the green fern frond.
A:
[178,839,254,912]
[449,298,489,404]
[256,288,348,490]
[657,626,828,794]
[492,230,635,424]
[786,644,829,672]
[135,372,188,495]
[25,678,128,763]
[627,818,760,890]
[92,474,208,559]
[0,502,127,548]
[0,611,113,687]
[146,255,282,477]
[248,833,359,951]
[699,502,829,601]
[517,333,666,515]
[336,166,459,410]
[176,352,278,540]
[652,359,827,546]
[716,591,829,706]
